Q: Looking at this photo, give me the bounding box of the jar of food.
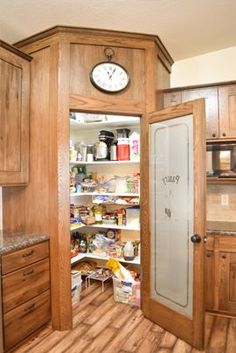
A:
[92,205,104,224]
[123,241,134,260]
[79,239,87,253]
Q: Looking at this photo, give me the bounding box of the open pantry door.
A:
[141,99,206,349]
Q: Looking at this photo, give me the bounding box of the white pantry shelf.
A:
[70,160,140,165]
[71,223,140,231]
[70,192,140,197]
[71,252,140,265]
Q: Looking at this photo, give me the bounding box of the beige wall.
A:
[171,46,236,87]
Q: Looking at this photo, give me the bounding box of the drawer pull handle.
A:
[22,250,34,258]
[24,303,35,313]
[23,269,34,277]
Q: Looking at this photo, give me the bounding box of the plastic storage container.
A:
[126,207,140,226]
[112,277,140,307]
[71,270,82,308]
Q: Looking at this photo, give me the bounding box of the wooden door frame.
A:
[141,99,206,349]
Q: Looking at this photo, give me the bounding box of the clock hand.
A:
[109,68,116,80]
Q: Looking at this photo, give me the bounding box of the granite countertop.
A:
[0,231,49,255]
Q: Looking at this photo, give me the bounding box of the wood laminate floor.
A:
[13,282,236,353]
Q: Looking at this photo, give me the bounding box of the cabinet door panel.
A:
[218,252,236,313]
[229,263,236,302]
[219,85,236,139]
[182,88,219,139]
[0,59,21,172]
[163,91,182,107]
[0,45,30,185]
[205,250,215,310]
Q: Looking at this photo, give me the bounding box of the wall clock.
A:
[89,47,130,93]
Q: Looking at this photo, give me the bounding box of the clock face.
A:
[90,62,130,93]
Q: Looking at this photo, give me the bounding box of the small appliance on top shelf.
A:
[69,126,140,163]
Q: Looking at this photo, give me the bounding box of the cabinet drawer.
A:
[4,290,50,351]
[2,258,50,313]
[2,241,49,274]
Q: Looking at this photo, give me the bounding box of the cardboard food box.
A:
[112,277,140,307]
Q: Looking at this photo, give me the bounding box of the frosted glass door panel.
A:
[150,115,194,318]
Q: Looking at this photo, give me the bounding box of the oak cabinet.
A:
[218,85,236,139]
[182,88,219,139]
[1,241,50,351]
[218,252,236,313]
[0,41,31,186]
[163,82,236,140]
[205,234,236,315]
[2,26,173,330]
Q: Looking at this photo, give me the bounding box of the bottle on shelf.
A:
[129,131,140,161]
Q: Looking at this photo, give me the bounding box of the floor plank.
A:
[207,316,229,353]
[225,318,236,353]
[119,317,153,352]
[136,324,164,353]
[172,339,192,353]
[12,283,236,353]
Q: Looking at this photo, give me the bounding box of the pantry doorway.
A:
[141,99,206,350]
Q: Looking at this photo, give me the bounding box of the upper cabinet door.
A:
[141,99,206,349]
[182,88,219,139]
[0,43,31,185]
[218,85,236,139]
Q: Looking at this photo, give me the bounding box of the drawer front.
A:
[2,258,50,313]
[4,290,50,352]
[217,236,236,252]
[2,241,49,274]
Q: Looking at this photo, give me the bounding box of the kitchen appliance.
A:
[207,143,236,177]
[116,129,130,161]
[110,140,117,161]
[94,141,108,160]
[94,130,115,160]
[116,128,130,139]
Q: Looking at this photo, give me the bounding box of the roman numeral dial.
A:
[90,62,130,93]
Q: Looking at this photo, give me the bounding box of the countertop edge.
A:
[0,233,49,255]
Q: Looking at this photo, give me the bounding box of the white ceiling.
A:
[1,0,236,61]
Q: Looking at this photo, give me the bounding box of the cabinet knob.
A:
[206,253,211,258]
[222,132,226,137]
[222,255,227,259]
[212,133,216,138]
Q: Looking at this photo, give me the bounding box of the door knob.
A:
[191,234,201,243]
